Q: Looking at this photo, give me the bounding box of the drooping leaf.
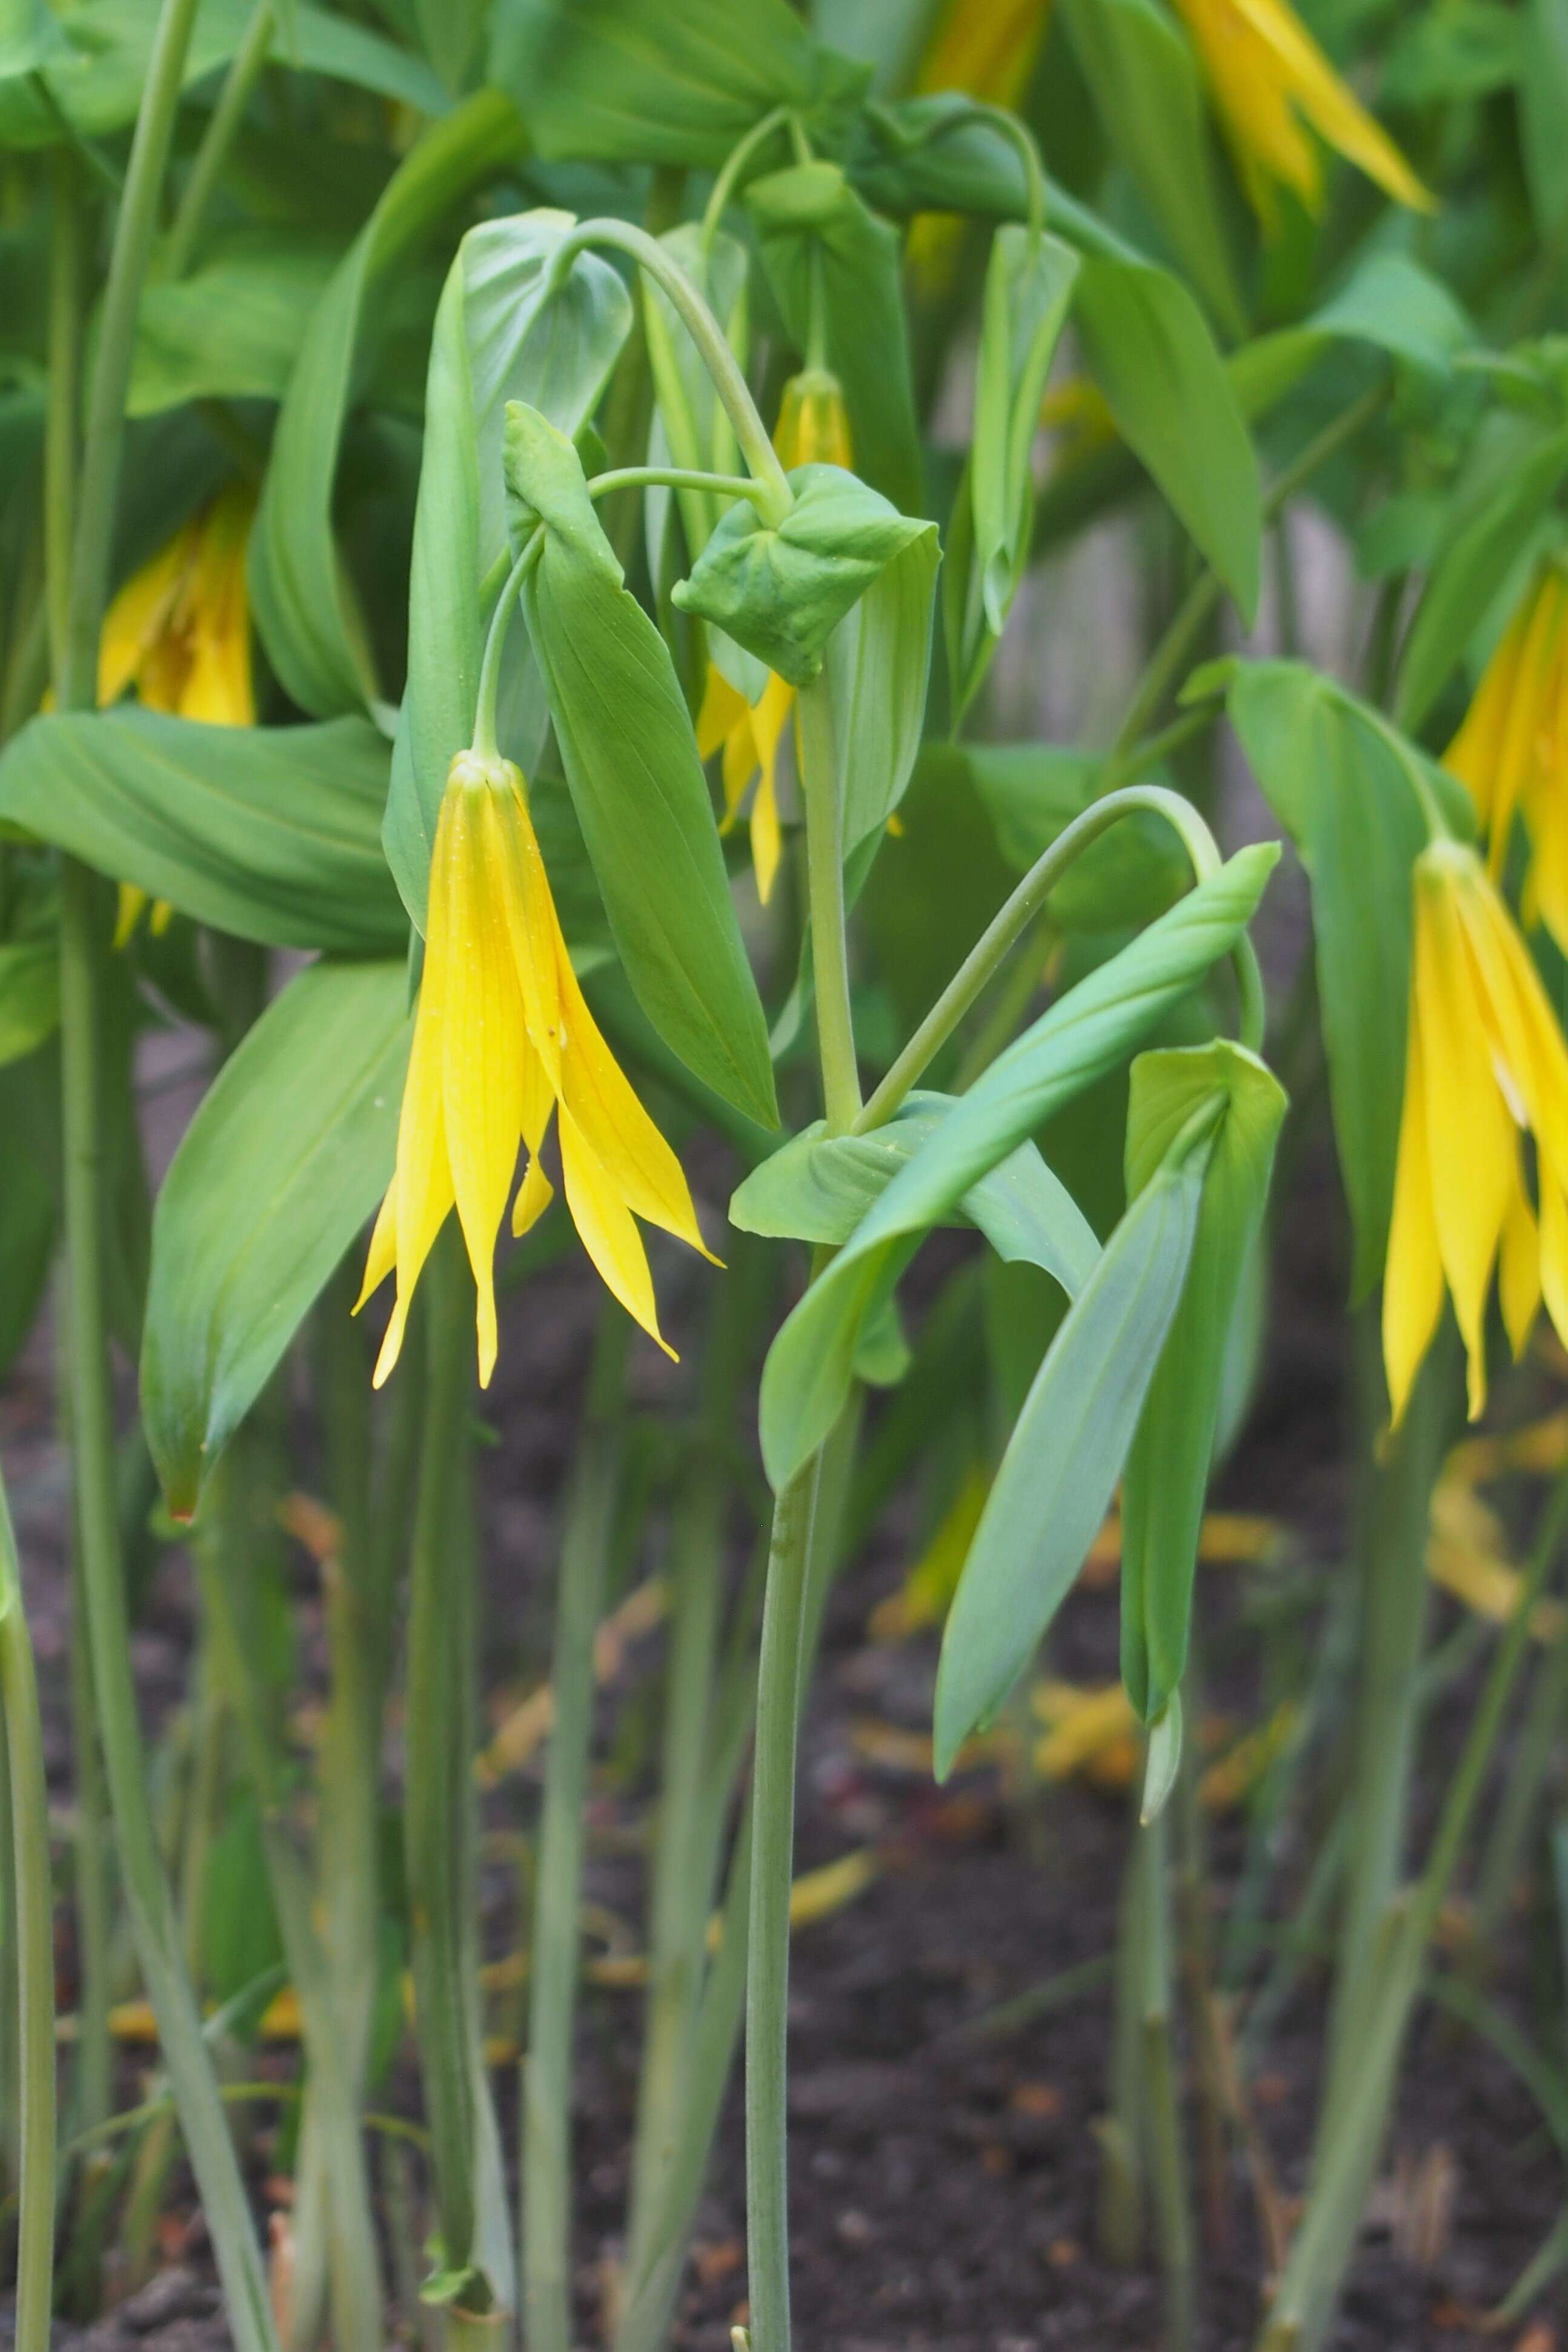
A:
[1394,421,1568,732]
[129,235,345,416]
[1118,1042,1286,1722]
[1221,660,1444,1292]
[141,958,411,1516]
[248,90,526,719]
[730,1091,1100,1300]
[946,227,1078,720]
[503,403,777,1126]
[673,463,937,686]
[0,0,447,144]
[829,527,938,857]
[1058,0,1244,337]
[757,842,1278,1488]
[932,1140,1209,1778]
[488,0,868,165]
[384,209,634,928]
[0,0,64,81]
[0,710,406,953]
[746,160,924,514]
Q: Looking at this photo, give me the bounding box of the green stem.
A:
[1260,1446,1568,2352]
[1140,1812,1196,2352]
[743,1455,823,2352]
[0,1470,56,2352]
[164,0,273,276]
[700,107,792,256]
[522,1306,631,2352]
[471,528,543,763]
[855,783,1249,1132]
[404,1231,512,2334]
[588,463,768,508]
[45,149,80,694]
[1108,382,1392,765]
[546,218,791,523]
[797,673,862,1135]
[1470,1612,1568,1964]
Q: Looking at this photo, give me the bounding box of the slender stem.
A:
[797,673,862,1135]
[588,463,768,508]
[0,1471,56,2352]
[1140,1812,1196,2351]
[45,149,80,694]
[404,1231,511,2336]
[522,1307,631,2352]
[700,106,792,256]
[546,219,791,523]
[60,0,204,709]
[164,0,274,277]
[471,528,542,762]
[1108,382,1392,765]
[743,1454,823,2352]
[855,784,1232,1132]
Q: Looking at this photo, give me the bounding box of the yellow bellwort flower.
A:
[1445,561,1568,955]
[1384,840,1568,1427]
[1171,0,1433,225]
[907,0,1052,291]
[96,482,257,946]
[694,371,852,906]
[357,750,717,1389]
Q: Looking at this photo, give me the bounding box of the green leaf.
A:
[0,710,406,954]
[972,230,1078,636]
[1222,660,1435,1293]
[746,159,924,514]
[1058,0,1244,337]
[829,526,938,857]
[384,209,633,929]
[757,842,1278,1489]
[1072,241,1261,621]
[489,0,868,168]
[0,0,65,79]
[141,958,411,1516]
[932,1140,1208,1778]
[1384,0,1519,102]
[1394,421,1568,731]
[963,742,1190,929]
[129,234,344,416]
[730,1091,1100,1299]
[1523,0,1568,236]
[248,90,525,719]
[673,462,936,687]
[0,938,58,1066]
[1118,1041,1286,1722]
[1227,253,1475,422]
[504,403,778,1128]
[0,0,447,144]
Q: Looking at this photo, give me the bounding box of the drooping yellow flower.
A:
[696,372,852,906]
[358,751,716,1389]
[1445,562,1568,955]
[101,482,255,727]
[96,482,256,947]
[1172,0,1433,225]
[906,0,1053,290]
[1384,841,1568,1427]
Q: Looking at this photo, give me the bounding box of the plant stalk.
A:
[522,1304,632,2352]
[0,1468,56,2352]
[164,0,274,277]
[796,673,863,1135]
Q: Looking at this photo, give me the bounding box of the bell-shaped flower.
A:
[358,750,716,1388]
[1445,561,1568,955]
[1384,841,1568,1424]
[1171,0,1433,224]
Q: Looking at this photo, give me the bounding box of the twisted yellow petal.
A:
[1172,0,1433,222]
[359,751,713,1384]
